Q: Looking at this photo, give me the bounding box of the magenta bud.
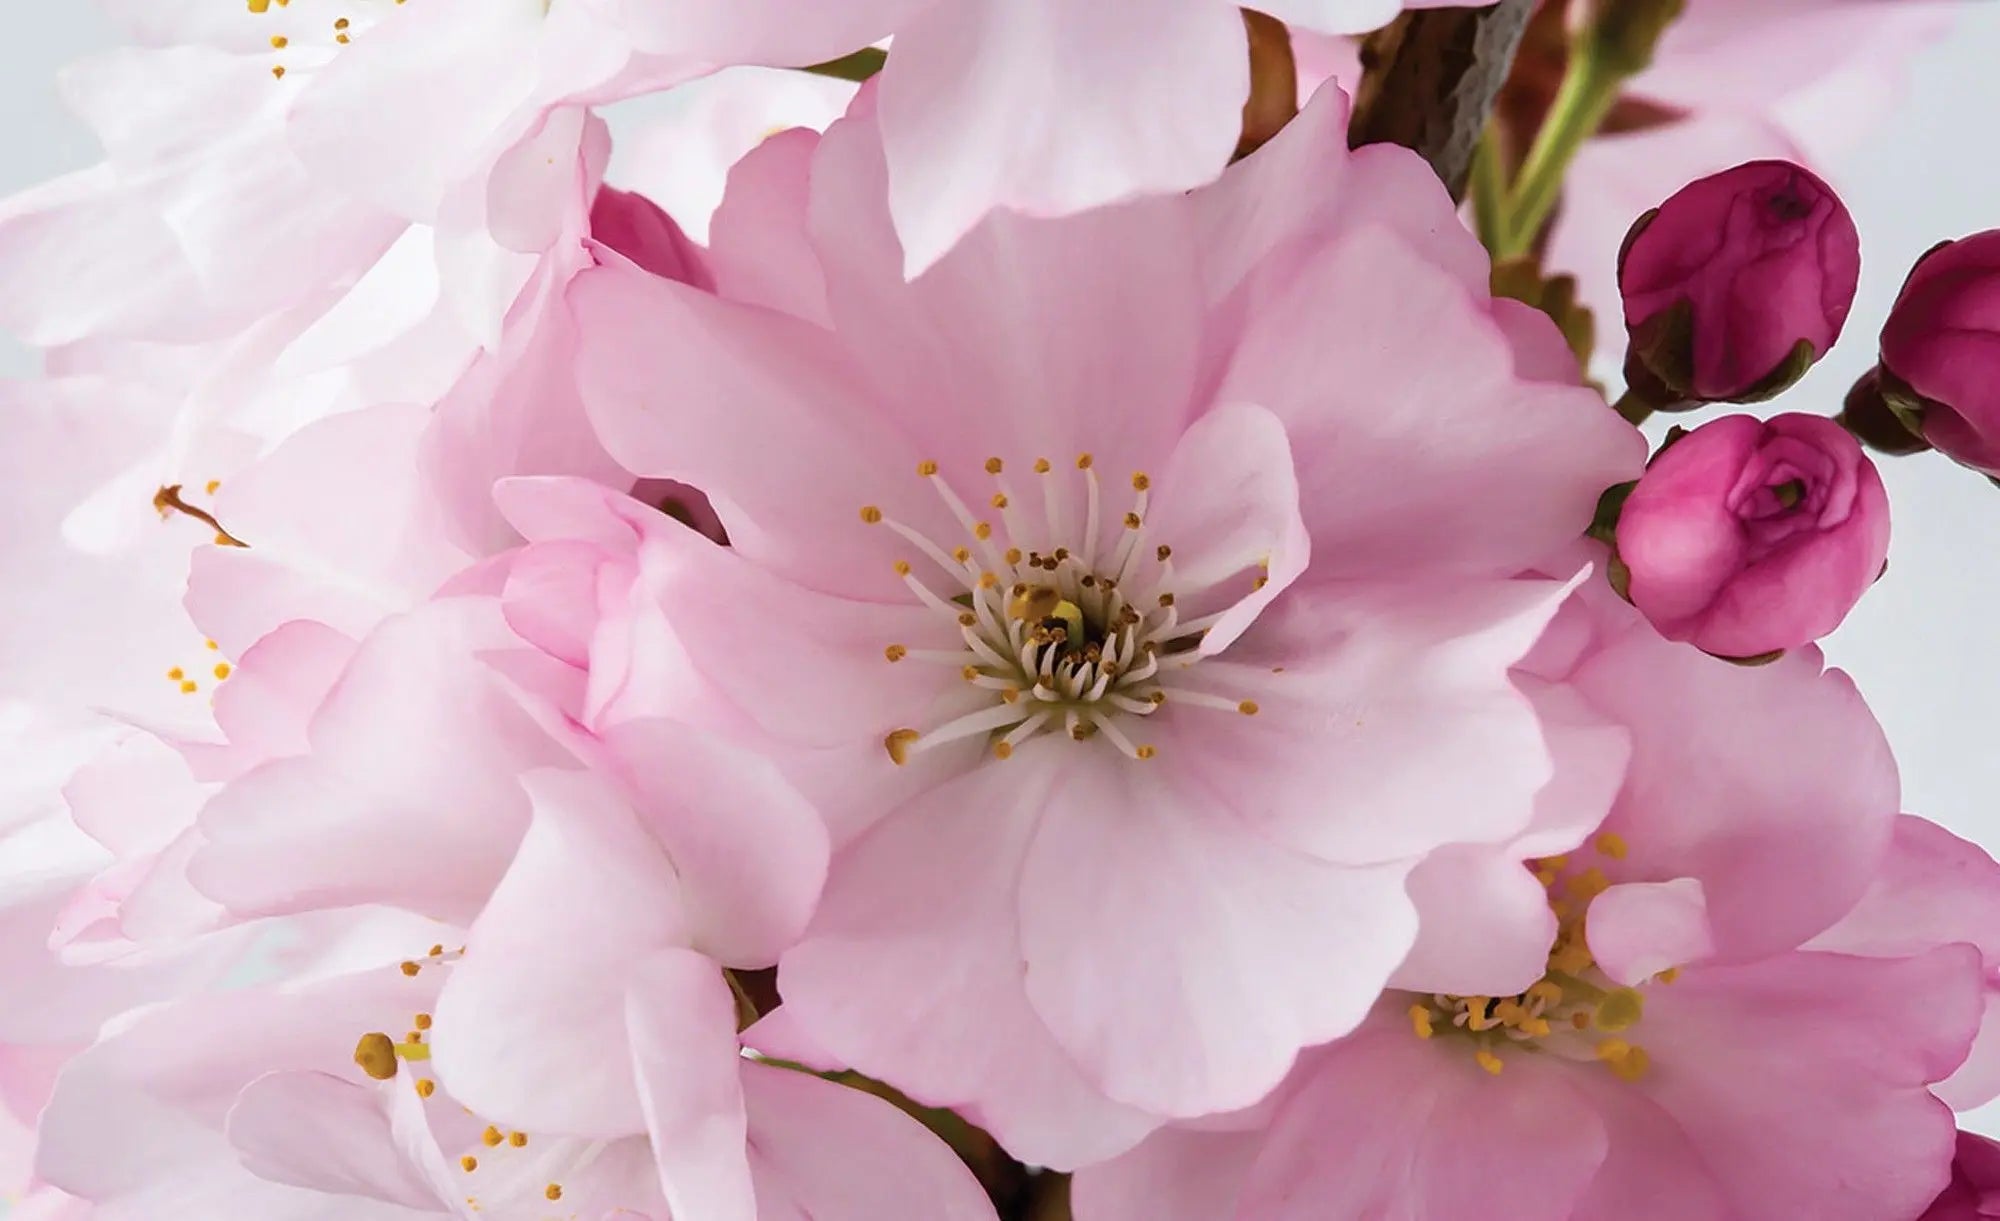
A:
[1618,160,1861,407]
[1918,1132,2000,1220]
[1613,412,1890,660]
[1878,230,2000,476]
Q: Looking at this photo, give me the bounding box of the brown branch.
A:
[1346,0,1539,200]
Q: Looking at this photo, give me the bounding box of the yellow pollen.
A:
[893,560,912,577]
[1611,1045,1650,1081]
[248,0,270,11]
[1527,981,1564,1007]
[1573,868,1610,901]
[415,1078,436,1098]
[179,680,199,694]
[952,547,971,563]
[957,611,977,627]
[884,729,919,766]
[354,1033,399,1080]
[1657,967,1680,985]
[546,1184,563,1201]
[974,522,993,540]
[461,1156,478,1173]
[401,961,420,976]
[978,572,999,589]
[333,16,351,28]
[1004,548,1023,565]
[1595,988,1645,1033]
[214,663,233,680]
[1409,1005,1434,1039]
[1000,688,1022,704]
[991,493,1009,509]
[962,666,981,682]
[985,458,1003,474]
[885,645,908,662]
[859,506,883,524]
[1463,998,1494,1032]
[335,31,350,42]
[1572,1011,1593,1030]
[269,35,288,48]
[1131,472,1151,491]
[405,1030,423,1044]
[1594,832,1629,860]
[1156,545,1173,561]
[1123,512,1142,530]
[993,741,1014,760]
[272,65,287,79]
[1033,458,1052,474]
[1238,700,1260,716]
[917,460,939,477]
[414,1013,432,1030]
[1158,593,1175,608]
[481,1127,503,1147]
[1475,1049,1505,1076]
[166,667,184,681]
[206,640,219,650]
[509,1132,527,1148]
[1135,744,1158,760]
[428,944,444,957]
[1076,453,1093,470]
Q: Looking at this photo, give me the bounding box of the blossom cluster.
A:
[2,2,1999,1220]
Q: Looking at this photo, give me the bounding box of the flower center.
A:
[864,455,1263,765]
[1407,832,1675,1081]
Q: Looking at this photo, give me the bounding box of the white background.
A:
[4,3,2000,1134]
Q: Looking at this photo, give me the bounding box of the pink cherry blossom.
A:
[1074,571,1982,1221]
[613,0,1491,274]
[550,83,1641,1160]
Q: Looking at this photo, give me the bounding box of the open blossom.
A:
[1614,413,1890,658]
[541,82,1640,1162]
[616,0,1491,274]
[1075,576,1991,1221]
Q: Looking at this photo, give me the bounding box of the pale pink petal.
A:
[612,0,927,64]
[1810,814,2000,967]
[706,127,832,325]
[1214,228,1642,580]
[1020,742,1416,1116]
[431,769,689,1138]
[1069,1126,1265,1221]
[1573,632,1899,961]
[876,0,1247,275]
[740,1064,996,1221]
[780,756,1161,1169]
[226,1071,440,1209]
[1587,879,1717,986]
[1256,0,1487,35]
[1639,947,1980,1221]
[627,948,756,1221]
[1233,1028,1607,1221]
[1564,1068,1732,1221]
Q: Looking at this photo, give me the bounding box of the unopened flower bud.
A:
[1877,230,2000,476]
[1613,413,1889,660]
[1619,161,1860,410]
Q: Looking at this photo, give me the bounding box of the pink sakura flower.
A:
[1074,575,1993,1221]
[614,0,1491,274]
[37,716,995,1221]
[547,84,1641,1162]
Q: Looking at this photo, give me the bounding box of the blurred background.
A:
[4,3,2000,1136]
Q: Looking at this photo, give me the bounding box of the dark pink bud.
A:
[1614,413,1889,659]
[1619,161,1861,405]
[1879,230,2000,476]
[590,187,715,292]
[1918,1131,2000,1220]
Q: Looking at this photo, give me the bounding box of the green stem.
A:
[801,47,887,82]
[1470,123,1509,256]
[1497,48,1626,258]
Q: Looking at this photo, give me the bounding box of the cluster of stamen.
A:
[1408,832,1675,1081]
[867,456,1265,765]
[153,481,243,698]
[248,0,410,80]
[351,946,568,1206]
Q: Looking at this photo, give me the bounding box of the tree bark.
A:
[1347,0,1540,200]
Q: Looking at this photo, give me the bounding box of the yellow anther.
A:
[1033,458,1052,474]
[1131,472,1151,491]
[509,1132,527,1148]
[166,667,185,681]
[885,645,908,662]
[1004,547,1023,565]
[213,663,233,680]
[414,1013,433,1030]
[272,65,287,79]
[1000,688,1022,704]
[179,680,199,694]
[1595,988,1645,1033]
[354,1033,399,1080]
[248,0,271,11]
[962,666,981,683]
[1610,1045,1650,1081]
[957,611,978,627]
[1656,967,1680,985]
[1572,868,1610,901]
[991,493,1009,509]
[1409,1005,1434,1039]
[415,1078,436,1098]
[917,460,939,477]
[1076,453,1093,470]
[1527,981,1564,1007]
[546,1184,563,1201]
[1463,998,1494,1032]
[461,1156,478,1173]
[1519,1017,1552,1038]
[401,961,420,976]
[205,640,219,650]
[1156,545,1173,561]
[952,546,971,563]
[482,1127,503,1147]
[1594,832,1629,860]
[333,16,351,28]
[1572,1011,1593,1031]
[1135,745,1158,760]
[985,457,1004,474]
[270,35,289,48]
[1596,1039,1631,1064]
[1238,700,1260,716]
[428,944,445,957]
[893,560,912,577]
[974,522,993,540]
[993,741,1014,760]
[1123,512,1142,530]
[859,506,883,524]
[1535,868,1559,888]
[1475,1049,1505,1076]
[884,729,919,766]
[1542,855,1569,870]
